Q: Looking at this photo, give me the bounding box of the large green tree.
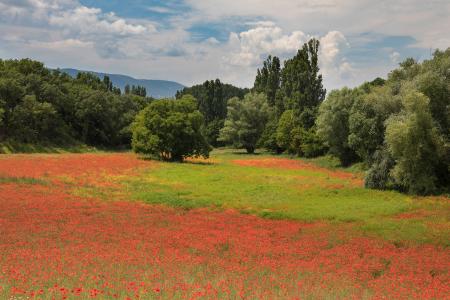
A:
[219,93,270,154]
[281,38,326,121]
[257,39,326,154]
[254,55,281,107]
[132,95,211,161]
[385,89,446,195]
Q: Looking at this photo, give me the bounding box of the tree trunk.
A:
[245,146,255,154]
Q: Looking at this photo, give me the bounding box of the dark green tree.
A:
[131,95,211,161]
[254,55,281,107]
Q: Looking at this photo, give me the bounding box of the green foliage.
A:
[0,58,149,147]
[276,110,296,153]
[254,39,326,155]
[276,110,325,157]
[348,86,402,161]
[131,95,211,161]
[253,55,281,106]
[317,49,450,195]
[365,147,396,190]
[280,39,326,113]
[125,84,146,97]
[385,89,445,195]
[317,88,360,166]
[219,93,270,153]
[298,127,326,158]
[258,112,282,153]
[9,95,62,143]
[176,79,249,146]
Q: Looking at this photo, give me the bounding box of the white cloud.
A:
[224,24,307,66]
[1,0,155,37]
[146,6,173,14]
[390,51,401,63]
[319,31,354,82]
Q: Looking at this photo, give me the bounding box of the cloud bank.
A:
[0,0,448,89]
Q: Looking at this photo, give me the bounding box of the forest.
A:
[0,42,448,195]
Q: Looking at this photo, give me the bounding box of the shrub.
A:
[365,147,396,190]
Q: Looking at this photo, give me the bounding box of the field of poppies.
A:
[0,151,449,299]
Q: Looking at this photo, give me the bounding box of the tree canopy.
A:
[131,95,211,161]
[0,58,150,147]
[219,93,270,154]
[176,79,249,146]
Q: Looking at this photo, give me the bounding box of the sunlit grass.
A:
[123,149,449,245]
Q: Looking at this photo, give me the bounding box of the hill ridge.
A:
[60,68,185,98]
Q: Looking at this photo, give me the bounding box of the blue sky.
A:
[0,0,448,89]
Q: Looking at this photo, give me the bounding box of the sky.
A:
[0,0,449,90]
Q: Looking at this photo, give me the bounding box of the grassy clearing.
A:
[123,149,449,245]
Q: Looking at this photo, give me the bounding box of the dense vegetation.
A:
[176,79,249,146]
[316,51,449,195]
[253,39,327,157]
[0,59,150,147]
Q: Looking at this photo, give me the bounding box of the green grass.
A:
[120,149,449,245]
[127,150,409,222]
[0,140,99,154]
[0,176,48,185]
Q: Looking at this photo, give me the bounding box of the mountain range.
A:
[60,68,185,98]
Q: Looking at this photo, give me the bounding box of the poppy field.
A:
[0,150,449,299]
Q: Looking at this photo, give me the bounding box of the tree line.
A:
[216,46,448,195]
[316,53,449,195]
[0,59,150,147]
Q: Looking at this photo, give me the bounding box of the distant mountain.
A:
[60,68,185,98]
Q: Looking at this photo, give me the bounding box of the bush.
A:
[132,96,211,161]
[365,147,396,190]
[298,127,326,158]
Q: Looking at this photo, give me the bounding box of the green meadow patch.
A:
[119,149,449,245]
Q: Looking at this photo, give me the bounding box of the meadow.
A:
[0,150,448,299]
